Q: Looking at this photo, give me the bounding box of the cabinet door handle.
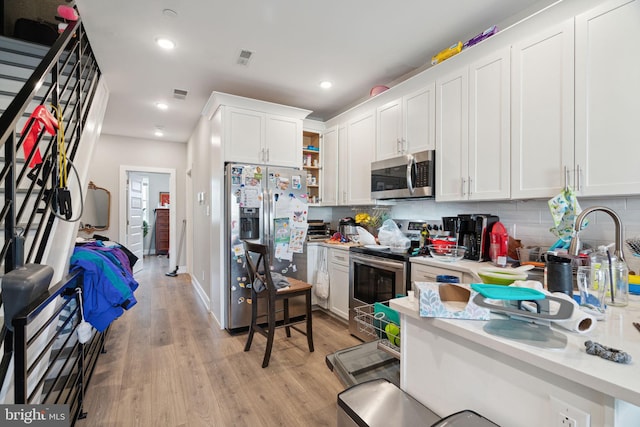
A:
[564,166,570,190]
[397,138,402,154]
[403,138,407,154]
[576,164,582,192]
[461,177,466,196]
[266,148,270,162]
[468,176,472,196]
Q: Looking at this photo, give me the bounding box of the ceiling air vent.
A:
[237,49,254,66]
[173,89,188,100]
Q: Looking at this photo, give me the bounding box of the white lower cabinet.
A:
[328,248,350,320]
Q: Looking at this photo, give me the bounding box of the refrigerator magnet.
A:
[292,175,301,189]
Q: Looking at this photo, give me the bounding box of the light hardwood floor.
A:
[77,255,360,427]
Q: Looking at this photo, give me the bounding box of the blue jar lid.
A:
[436,275,460,283]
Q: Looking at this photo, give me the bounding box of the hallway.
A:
[77,255,360,426]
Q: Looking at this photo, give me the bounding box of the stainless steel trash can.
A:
[337,378,440,427]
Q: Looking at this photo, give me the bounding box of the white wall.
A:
[86,134,187,247]
[186,115,216,321]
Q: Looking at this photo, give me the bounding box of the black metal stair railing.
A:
[0,17,103,410]
[0,18,101,271]
[12,270,110,426]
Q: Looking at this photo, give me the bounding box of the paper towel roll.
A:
[550,292,596,334]
[510,282,597,334]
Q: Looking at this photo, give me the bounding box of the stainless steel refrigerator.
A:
[224,163,309,332]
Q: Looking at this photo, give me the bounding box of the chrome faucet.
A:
[568,206,625,263]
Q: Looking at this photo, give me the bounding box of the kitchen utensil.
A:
[626,237,640,257]
[427,245,466,262]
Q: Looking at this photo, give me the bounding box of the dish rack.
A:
[354,302,400,359]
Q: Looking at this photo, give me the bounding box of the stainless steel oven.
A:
[348,248,410,341]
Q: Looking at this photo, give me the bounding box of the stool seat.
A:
[243,241,314,368]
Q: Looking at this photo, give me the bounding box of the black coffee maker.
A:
[448,214,499,261]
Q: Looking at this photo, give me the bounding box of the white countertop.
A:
[390,295,640,407]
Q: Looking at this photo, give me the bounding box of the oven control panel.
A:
[394,219,443,240]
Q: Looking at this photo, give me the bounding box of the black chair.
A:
[243,241,314,368]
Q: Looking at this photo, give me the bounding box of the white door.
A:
[127,172,145,273]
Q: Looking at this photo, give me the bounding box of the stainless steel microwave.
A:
[370,150,435,200]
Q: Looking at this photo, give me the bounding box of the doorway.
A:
[119,165,176,274]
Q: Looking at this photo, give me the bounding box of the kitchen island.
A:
[389,295,640,427]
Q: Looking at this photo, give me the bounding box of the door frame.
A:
[119,165,177,271]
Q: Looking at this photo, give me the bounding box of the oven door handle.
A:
[406,154,416,195]
[351,255,404,270]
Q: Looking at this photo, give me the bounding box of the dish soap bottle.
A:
[420,224,430,249]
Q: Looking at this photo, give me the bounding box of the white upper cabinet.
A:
[347,111,376,205]
[265,114,303,168]
[338,124,349,205]
[376,85,436,161]
[436,48,510,201]
[224,108,302,168]
[575,0,640,196]
[322,126,339,206]
[210,92,310,168]
[436,68,469,201]
[468,48,511,201]
[511,20,575,199]
[223,107,264,165]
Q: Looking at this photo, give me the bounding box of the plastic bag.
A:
[356,226,376,245]
[377,219,410,249]
[314,247,329,300]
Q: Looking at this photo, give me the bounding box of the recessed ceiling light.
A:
[154,130,164,137]
[155,102,168,110]
[156,37,175,50]
[320,81,333,89]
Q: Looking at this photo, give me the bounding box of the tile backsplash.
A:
[309,195,640,273]
[390,195,640,274]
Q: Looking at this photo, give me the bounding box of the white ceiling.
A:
[75,0,553,143]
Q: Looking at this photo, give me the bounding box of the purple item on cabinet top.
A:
[463,25,498,49]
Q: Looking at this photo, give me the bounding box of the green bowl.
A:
[477,271,528,286]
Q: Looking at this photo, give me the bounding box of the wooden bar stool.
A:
[243,241,314,368]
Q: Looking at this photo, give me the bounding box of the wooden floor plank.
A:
[77,255,361,427]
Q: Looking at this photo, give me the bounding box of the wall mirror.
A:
[80,181,111,232]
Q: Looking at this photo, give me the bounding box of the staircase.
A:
[0,19,111,421]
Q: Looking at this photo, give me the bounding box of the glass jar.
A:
[607,260,629,307]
